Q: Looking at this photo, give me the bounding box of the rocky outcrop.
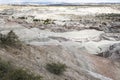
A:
[97,22,120,33]
[97,43,120,60]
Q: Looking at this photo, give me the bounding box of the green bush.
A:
[43,19,51,25]
[9,69,42,80]
[0,30,22,48]
[0,59,42,80]
[0,60,11,79]
[18,16,27,19]
[33,19,40,22]
[46,62,67,75]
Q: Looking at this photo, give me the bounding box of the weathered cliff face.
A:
[0,5,120,80]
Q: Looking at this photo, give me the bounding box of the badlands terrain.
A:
[0,4,120,80]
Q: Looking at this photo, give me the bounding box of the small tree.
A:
[6,30,18,43]
[0,30,22,48]
[6,30,22,47]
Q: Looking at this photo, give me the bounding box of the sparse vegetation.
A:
[46,62,67,75]
[0,59,42,80]
[0,30,22,48]
[33,19,54,24]
[43,19,52,25]
[18,16,27,19]
[96,13,120,18]
[12,16,14,19]
[96,13,120,21]
[33,19,40,22]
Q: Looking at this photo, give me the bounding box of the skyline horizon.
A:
[0,0,120,4]
[1,2,120,5]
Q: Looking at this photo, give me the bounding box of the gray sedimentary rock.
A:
[98,43,120,60]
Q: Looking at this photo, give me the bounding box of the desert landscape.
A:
[0,4,120,80]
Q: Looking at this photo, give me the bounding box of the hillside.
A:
[0,4,120,80]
